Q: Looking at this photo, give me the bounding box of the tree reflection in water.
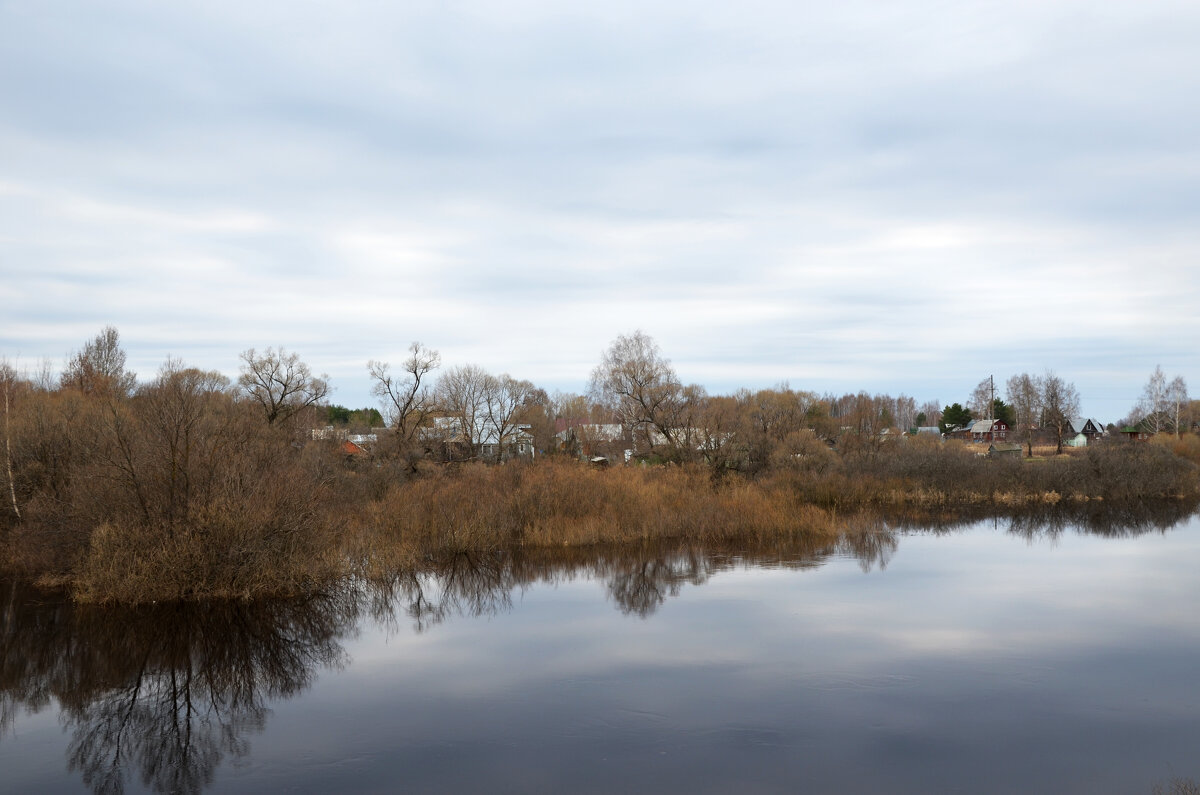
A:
[0,582,359,794]
[1003,498,1200,541]
[363,528,887,626]
[2,501,1196,793]
[361,501,1188,632]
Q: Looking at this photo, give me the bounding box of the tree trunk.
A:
[3,376,20,521]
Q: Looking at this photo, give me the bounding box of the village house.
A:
[1066,417,1107,446]
[944,423,973,441]
[422,416,536,461]
[969,419,1009,443]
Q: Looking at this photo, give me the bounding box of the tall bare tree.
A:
[1136,365,1169,435]
[2,360,20,520]
[238,347,329,426]
[138,360,234,530]
[1135,366,1189,437]
[368,342,441,444]
[894,394,917,432]
[61,325,137,398]
[1040,371,1080,454]
[588,331,691,457]
[969,377,996,421]
[483,374,539,460]
[1167,375,1189,438]
[1006,372,1043,456]
[436,364,492,459]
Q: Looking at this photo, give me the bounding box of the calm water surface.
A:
[3,511,1200,794]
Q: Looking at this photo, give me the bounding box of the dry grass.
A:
[354,441,1200,579]
[358,459,843,576]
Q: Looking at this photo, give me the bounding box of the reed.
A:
[360,459,845,576]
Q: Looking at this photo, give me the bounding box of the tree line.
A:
[2,326,1197,603]
[3,328,1196,493]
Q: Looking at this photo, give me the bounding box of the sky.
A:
[2,0,1198,422]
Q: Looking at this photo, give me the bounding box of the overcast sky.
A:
[2,1,1198,421]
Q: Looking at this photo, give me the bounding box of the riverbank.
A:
[3,438,1198,603]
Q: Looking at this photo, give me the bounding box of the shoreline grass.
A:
[4,437,1199,604]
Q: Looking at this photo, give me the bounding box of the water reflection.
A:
[359,498,1191,628]
[1003,498,1200,540]
[874,497,1200,539]
[0,583,358,794]
[2,500,1198,793]
[365,532,863,628]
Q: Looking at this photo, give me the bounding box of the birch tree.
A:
[1040,372,1080,454]
[1006,373,1043,456]
[2,361,20,521]
[1167,375,1188,437]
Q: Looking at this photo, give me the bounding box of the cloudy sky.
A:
[2,1,1197,420]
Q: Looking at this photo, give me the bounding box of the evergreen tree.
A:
[939,403,973,434]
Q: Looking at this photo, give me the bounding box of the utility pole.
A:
[989,375,995,422]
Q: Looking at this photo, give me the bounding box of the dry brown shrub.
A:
[363,458,843,574]
[73,454,343,603]
[1151,433,1200,465]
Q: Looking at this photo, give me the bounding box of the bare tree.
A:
[969,377,995,421]
[483,374,539,460]
[917,399,942,429]
[1040,371,1080,454]
[694,390,744,470]
[744,385,818,442]
[1006,372,1043,456]
[436,364,492,459]
[368,342,441,444]
[139,359,234,530]
[61,325,137,398]
[894,394,917,432]
[1167,375,1189,438]
[588,331,691,457]
[1,360,20,520]
[1136,365,1169,435]
[238,347,330,426]
[1135,366,1189,437]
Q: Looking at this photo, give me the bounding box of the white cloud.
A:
[1,0,1198,417]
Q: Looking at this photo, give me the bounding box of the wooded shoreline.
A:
[4,439,1197,604]
[3,329,1199,603]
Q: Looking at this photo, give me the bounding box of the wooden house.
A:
[1067,417,1106,445]
[969,419,1009,442]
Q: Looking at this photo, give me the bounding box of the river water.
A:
[3,509,1199,794]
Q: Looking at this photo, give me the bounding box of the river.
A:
[3,508,1199,793]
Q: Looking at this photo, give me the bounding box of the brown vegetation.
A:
[3,329,1200,605]
[1,355,342,603]
[356,459,843,576]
